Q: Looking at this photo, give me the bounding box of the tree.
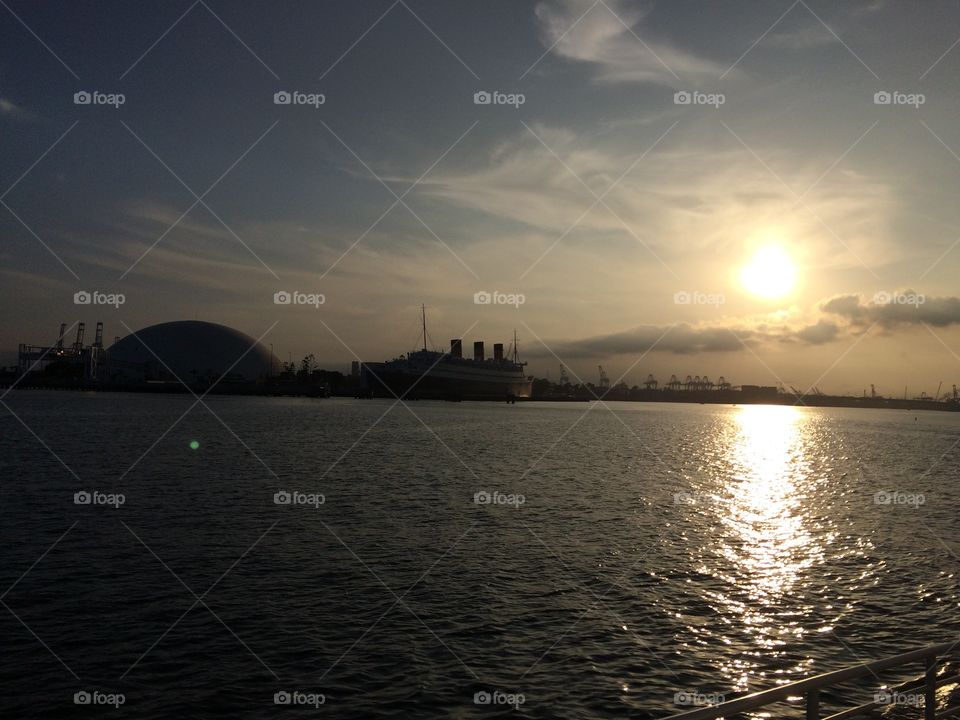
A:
[298,354,317,378]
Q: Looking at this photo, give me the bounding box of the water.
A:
[1,392,958,718]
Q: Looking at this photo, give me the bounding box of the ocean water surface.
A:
[1,392,958,718]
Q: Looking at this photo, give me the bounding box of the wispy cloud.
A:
[533,0,727,86]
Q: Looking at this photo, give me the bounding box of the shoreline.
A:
[3,382,959,413]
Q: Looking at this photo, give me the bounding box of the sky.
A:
[4,0,960,396]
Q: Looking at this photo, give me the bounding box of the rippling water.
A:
[1,392,958,718]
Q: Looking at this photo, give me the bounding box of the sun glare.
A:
[740,246,797,299]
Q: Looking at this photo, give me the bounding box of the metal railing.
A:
[666,641,960,720]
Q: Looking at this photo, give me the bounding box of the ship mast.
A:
[513,329,518,363]
[422,304,427,352]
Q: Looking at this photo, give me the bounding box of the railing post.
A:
[806,688,819,720]
[925,655,937,720]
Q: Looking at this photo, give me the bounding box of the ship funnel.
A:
[473,341,484,361]
[450,339,462,358]
[493,343,504,362]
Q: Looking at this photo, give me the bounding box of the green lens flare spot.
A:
[189,440,200,450]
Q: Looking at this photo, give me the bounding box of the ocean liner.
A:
[359,307,533,401]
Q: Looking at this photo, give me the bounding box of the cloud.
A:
[764,24,837,50]
[533,0,727,86]
[529,323,751,359]
[414,125,902,271]
[530,290,960,361]
[793,319,840,344]
[822,291,960,328]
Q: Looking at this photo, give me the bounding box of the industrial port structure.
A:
[539,367,960,412]
[17,321,109,382]
[7,321,960,410]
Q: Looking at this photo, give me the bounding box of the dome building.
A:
[106,321,274,385]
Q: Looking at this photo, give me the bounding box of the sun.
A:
[740,246,797,299]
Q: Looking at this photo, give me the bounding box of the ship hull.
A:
[361,363,532,401]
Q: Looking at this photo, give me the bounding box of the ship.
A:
[359,306,533,401]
